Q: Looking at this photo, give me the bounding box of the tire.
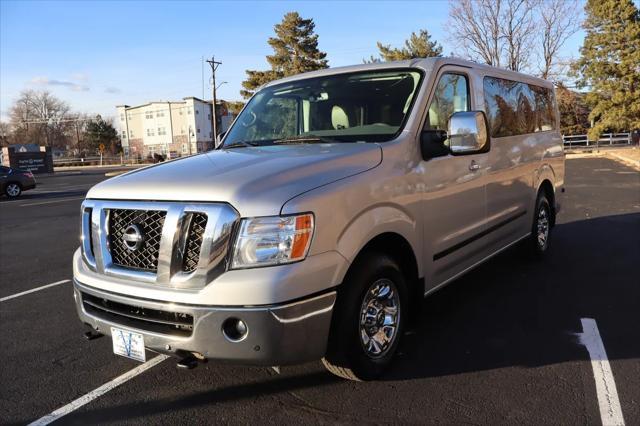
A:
[322,252,407,381]
[530,192,552,255]
[4,182,22,198]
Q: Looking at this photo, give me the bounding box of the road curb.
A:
[606,152,640,171]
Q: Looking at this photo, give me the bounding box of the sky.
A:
[1,0,590,121]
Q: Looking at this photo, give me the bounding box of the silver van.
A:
[74,58,564,380]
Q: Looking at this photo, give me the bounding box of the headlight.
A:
[231,213,314,269]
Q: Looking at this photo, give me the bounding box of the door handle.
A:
[469,160,480,172]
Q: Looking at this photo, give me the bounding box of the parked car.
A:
[73,58,564,380]
[0,166,36,198]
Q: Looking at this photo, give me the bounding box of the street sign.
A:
[98,143,105,153]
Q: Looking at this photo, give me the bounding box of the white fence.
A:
[563,132,632,150]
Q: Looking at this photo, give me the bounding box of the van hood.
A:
[87,143,382,216]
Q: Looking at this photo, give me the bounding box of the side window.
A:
[425,73,470,131]
[483,76,557,138]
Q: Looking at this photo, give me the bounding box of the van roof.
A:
[262,57,553,90]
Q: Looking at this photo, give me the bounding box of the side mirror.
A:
[448,111,490,155]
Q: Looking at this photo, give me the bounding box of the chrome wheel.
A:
[6,183,20,197]
[536,206,549,249]
[359,278,400,359]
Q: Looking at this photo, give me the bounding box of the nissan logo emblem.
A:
[122,224,145,251]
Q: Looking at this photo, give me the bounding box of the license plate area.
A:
[111,327,146,362]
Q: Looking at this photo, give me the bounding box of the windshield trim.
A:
[220,67,425,148]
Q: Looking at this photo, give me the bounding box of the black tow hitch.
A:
[84,330,104,340]
[83,324,104,341]
[176,352,207,370]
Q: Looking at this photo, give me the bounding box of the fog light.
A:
[222,318,248,342]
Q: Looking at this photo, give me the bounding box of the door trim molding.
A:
[433,209,527,261]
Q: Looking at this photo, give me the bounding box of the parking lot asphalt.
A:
[0,158,638,425]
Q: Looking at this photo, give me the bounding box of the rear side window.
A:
[483,76,556,138]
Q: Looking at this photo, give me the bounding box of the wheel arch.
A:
[537,179,556,226]
[341,231,423,317]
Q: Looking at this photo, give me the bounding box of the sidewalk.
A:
[567,146,640,170]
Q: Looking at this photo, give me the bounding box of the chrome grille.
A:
[108,209,166,272]
[80,200,239,289]
[183,213,207,273]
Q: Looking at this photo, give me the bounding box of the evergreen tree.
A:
[241,12,328,99]
[573,0,640,140]
[555,83,590,135]
[367,29,443,63]
[84,116,119,154]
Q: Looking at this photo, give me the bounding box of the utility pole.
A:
[206,55,221,149]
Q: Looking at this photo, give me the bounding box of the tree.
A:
[9,90,72,148]
[241,12,328,99]
[446,0,579,78]
[501,0,538,72]
[555,83,590,135]
[572,0,640,140]
[368,29,443,62]
[447,0,505,67]
[0,121,11,147]
[538,0,581,79]
[84,116,119,154]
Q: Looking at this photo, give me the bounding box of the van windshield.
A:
[222,69,423,147]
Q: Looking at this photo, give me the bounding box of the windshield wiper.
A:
[221,140,260,149]
[272,135,339,145]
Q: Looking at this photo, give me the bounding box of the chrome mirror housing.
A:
[448,111,489,155]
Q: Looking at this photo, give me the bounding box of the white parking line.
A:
[19,197,85,207]
[28,355,169,426]
[577,318,626,426]
[0,279,71,302]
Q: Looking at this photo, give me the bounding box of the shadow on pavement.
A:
[389,212,639,380]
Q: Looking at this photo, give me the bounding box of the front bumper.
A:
[74,279,336,366]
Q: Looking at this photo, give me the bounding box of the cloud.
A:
[30,76,89,92]
[71,72,89,82]
[104,86,121,94]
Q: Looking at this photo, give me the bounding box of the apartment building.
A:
[116,97,235,158]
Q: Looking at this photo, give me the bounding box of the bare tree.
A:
[0,121,11,147]
[502,0,538,72]
[538,0,581,79]
[9,90,73,148]
[447,0,503,67]
[447,0,579,79]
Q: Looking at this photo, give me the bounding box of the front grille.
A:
[82,292,194,337]
[108,209,166,272]
[183,213,208,273]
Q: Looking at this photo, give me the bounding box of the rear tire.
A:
[322,252,407,381]
[530,192,551,255]
[4,182,21,198]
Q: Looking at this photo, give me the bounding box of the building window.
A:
[128,114,132,121]
[147,128,155,136]
[209,132,212,138]
[196,110,199,115]
[145,111,153,119]
[197,128,200,133]
[158,127,166,136]
[179,110,183,115]
[156,110,165,117]
[182,143,188,154]
[208,114,211,120]
[120,114,124,121]
[187,109,192,115]
[181,128,185,134]
[129,130,134,137]
[122,131,127,139]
